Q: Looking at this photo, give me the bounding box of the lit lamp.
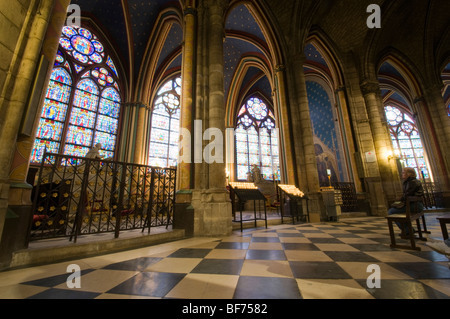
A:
[327,169,332,188]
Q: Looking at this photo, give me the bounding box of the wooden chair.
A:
[385,196,428,251]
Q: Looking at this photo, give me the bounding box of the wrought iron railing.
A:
[422,182,444,208]
[28,152,177,243]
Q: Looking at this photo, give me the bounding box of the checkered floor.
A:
[0,213,449,300]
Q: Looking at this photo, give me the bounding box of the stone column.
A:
[421,85,450,206]
[360,80,393,214]
[273,65,296,184]
[132,102,149,165]
[288,53,323,222]
[0,0,69,267]
[118,102,147,164]
[178,7,196,191]
[335,87,364,192]
[189,0,232,237]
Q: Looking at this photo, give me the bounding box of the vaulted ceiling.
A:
[70,0,275,109]
[68,0,449,109]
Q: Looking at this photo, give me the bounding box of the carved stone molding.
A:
[360,80,381,96]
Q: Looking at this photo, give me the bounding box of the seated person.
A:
[388,167,424,237]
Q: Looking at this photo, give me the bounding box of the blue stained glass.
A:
[99,99,120,118]
[50,68,72,85]
[66,126,93,146]
[100,150,114,159]
[235,96,280,181]
[73,51,89,63]
[63,144,90,157]
[106,56,118,77]
[102,87,121,102]
[70,107,96,128]
[73,89,99,111]
[62,26,77,38]
[41,99,68,122]
[247,98,268,120]
[32,25,122,164]
[77,79,99,94]
[31,139,60,163]
[96,115,118,134]
[90,52,103,63]
[36,119,63,140]
[78,28,92,39]
[74,64,84,73]
[59,38,73,51]
[71,35,95,55]
[91,40,104,52]
[94,132,116,151]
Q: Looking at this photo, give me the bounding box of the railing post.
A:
[71,157,91,243]
[114,162,127,238]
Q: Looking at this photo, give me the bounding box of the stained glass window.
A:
[385,105,430,179]
[235,97,280,181]
[31,25,121,164]
[148,77,181,167]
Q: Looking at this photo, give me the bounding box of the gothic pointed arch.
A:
[377,57,433,180]
[30,24,123,164]
[304,36,354,187]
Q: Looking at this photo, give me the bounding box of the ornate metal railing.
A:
[422,182,444,208]
[28,152,176,243]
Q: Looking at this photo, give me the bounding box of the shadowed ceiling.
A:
[69,0,274,107]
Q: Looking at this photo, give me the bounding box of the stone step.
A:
[9,228,185,270]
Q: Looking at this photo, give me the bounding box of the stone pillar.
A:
[0,0,69,267]
[118,102,147,164]
[178,7,196,191]
[335,87,364,193]
[273,65,296,184]
[189,0,232,237]
[288,54,323,222]
[132,102,149,165]
[360,80,393,215]
[420,85,450,206]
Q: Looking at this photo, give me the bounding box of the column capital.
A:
[360,80,381,96]
[184,7,197,17]
[123,102,148,109]
[274,64,286,73]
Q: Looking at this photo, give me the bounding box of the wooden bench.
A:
[437,214,450,240]
[385,196,428,251]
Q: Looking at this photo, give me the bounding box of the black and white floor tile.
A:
[1,214,449,300]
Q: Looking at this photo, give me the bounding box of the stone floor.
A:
[0,213,449,301]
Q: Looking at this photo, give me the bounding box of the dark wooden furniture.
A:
[385,196,428,251]
[437,214,450,240]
